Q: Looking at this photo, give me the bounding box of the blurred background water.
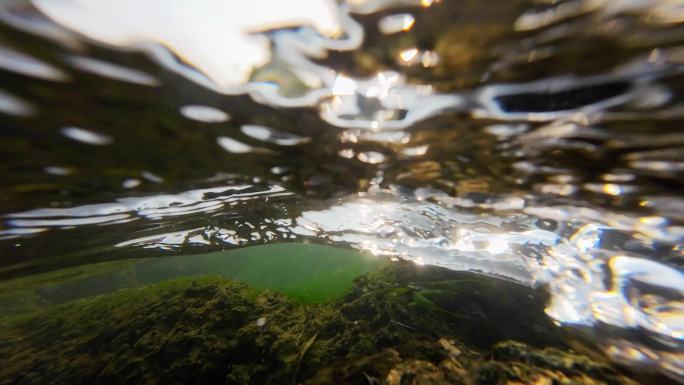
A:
[0,0,683,381]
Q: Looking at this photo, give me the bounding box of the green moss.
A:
[0,243,385,322]
[0,276,308,385]
[0,260,645,385]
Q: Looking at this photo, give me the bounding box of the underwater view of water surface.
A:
[0,0,683,384]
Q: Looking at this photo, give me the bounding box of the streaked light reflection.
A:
[240,124,310,146]
[0,89,34,117]
[179,105,230,123]
[0,45,68,81]
[60,126,113,145]
[378,13,415,34]
[217,136,255,154]
[67,56,158,86]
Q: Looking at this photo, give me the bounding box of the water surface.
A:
[0,0,683,382]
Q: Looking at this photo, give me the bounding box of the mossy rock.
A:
[0,262,644,385]
[0,276,311,385]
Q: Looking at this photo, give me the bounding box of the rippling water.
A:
[0,0,683,381]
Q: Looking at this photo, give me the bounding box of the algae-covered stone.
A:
[0,276,310,385]
[0,261,643,385]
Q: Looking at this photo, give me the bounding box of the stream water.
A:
[0,0,683,383]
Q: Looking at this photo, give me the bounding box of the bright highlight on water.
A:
[0,0,682,383]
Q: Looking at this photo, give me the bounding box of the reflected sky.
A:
[32,0,343,88]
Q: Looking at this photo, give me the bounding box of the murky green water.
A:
[0,243,383,316]
[0,0,683,384]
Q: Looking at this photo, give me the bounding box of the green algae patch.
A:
[0,261,643,385]
[192,243,386,303]
[41,242,384,305]
[0,243,384,321]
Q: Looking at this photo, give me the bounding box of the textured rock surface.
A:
[0,261,643,385]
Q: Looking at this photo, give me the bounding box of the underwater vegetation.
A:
[0,243,385,320]
[0,260,648,385]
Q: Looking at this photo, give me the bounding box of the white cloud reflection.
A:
[33,0,342,88]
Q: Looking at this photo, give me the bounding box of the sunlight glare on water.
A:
[31,0,343,88]
[0,0,683,382]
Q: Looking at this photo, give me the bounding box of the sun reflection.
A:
[0,89,34,117]
[486,238,510,255]
[60,126,113,146]
[378,13,415,34]
[180,105,230,123]
[321,70,461,130]
[639,216,667,225]
[602,183,623,196]
[421,51,439,67]
[33,0,343,88]
[332,74,357,96]
[399,48,419,64]
[397,48,439,67]
[0,45,68,81]
[216,137,254,154]
[357,151,386,164]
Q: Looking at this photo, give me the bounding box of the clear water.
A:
[0,243,384,313]
[0,0,683,382]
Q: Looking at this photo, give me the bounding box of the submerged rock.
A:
[0,261,643,385]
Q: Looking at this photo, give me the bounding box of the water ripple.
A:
[0,0,682,380]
